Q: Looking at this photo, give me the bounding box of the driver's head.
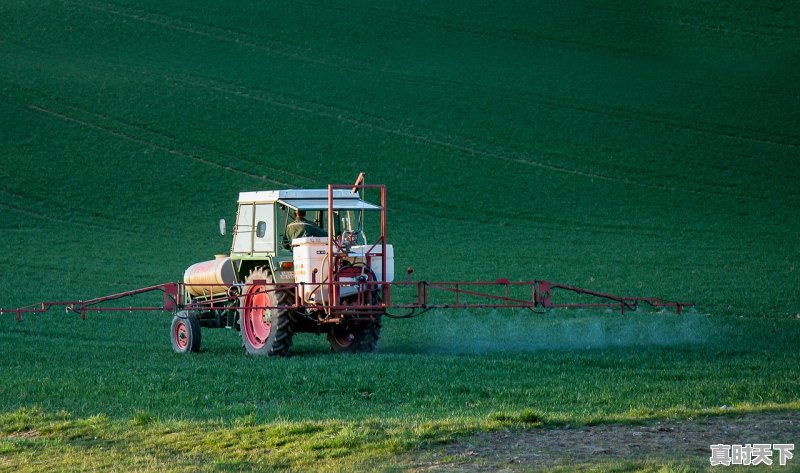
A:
[295,210,306,219]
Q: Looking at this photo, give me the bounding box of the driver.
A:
[285,209,327,242]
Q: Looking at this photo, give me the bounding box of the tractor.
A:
[173,181,393,356]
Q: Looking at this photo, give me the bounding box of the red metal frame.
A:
[534,280,689,315]
[326,183,390,313]
[0,283,181,321]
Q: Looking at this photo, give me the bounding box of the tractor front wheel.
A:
[170,311,201,353]
[240,268,294,356]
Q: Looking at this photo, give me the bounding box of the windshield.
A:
[279,206,367,250]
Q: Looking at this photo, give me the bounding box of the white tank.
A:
[292,237,329,302]
[348,244,394,283]
[291,237,394,303]
[183,255,236,298]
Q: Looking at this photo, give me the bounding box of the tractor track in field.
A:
[293,0,642,61]
[0,164,182,239]
[542,0,800,41]
[0,188,125,234]
[24,103,297,188]
[12,3,795,180]
[3,72,792,208]
[0,201,85,228]
[71,0,336,67]
[2,93,303,232]
[32,99,313,186]
[5,69,700,235]
[0,165,148,235]
[157,73,783,203]
[80,0,638,63]
[4,5,797,202]
[0,78,314,186]
[67,2,800,152]
[299,0,799,58]
[3,52,780,205]
[657,17,795,39]
[395,205,701,238]
[163,74,629,183]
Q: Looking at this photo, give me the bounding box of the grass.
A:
[1,0,799,470]
[5,314,799,422]
[1,312,798,470]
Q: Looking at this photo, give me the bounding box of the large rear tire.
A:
[328,270,382,353]
[240,268,294,356]
[171,311,201,353]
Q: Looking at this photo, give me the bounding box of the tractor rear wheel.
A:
[240,268,294,356]
[170,311,201,353]
[328,276,383,353]
[327,316,382,353]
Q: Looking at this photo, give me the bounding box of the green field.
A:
[1,1,799,471]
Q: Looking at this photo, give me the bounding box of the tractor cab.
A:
[226,188,386,285]
[185,182,394,356]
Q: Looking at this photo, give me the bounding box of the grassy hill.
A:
[1,1,798,470]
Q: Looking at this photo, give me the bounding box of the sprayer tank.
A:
[183,255,236,298]
[291,237,394,302]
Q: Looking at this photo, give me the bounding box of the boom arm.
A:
[1,279,692,322]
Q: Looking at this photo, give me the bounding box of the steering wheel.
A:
[339,231,359,247]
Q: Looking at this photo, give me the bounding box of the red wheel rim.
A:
[243,285,271,349]
[174,320,189,350]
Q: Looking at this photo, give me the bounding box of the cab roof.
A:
[237,189,381,211]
